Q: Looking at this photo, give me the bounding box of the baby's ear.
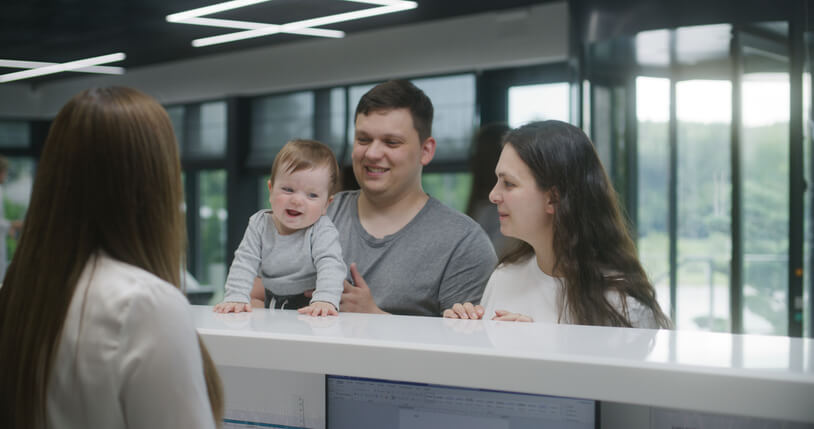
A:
[323,195,334,215]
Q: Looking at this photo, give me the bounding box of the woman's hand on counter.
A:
[492,309,533,322]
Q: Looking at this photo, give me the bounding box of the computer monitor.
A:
[326,375,598,429]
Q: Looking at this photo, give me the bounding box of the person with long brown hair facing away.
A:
[444,120,671,328]
[0,87,224,428]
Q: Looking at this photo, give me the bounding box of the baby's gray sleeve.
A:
[309,217,347,310]
[222,212,265,303]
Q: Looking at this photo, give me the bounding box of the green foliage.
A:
[422,173,472,213]
[637,119,791,335]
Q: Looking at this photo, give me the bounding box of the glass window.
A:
[412,74,477,163]
[741,72,790,335]
[166,105,185,153]
[0,121,29,148]
[422,173,472,213]
[676,79,732,332]
[508,82,570,128]
[345,83,379,165]
[197,170,227,303]
[258,174,270,212]
[805,70,812,339]
[636,76,671,316]
[250,91,314,168]
[315,87,347,159]
[2,157,34,268]
[187,101,227,158]
[345,75,477,165]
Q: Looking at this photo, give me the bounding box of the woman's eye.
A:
[503,181,514,188]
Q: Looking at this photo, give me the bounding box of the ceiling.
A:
[2,0,550,85]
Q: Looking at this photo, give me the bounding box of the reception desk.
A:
[192,305,814,427]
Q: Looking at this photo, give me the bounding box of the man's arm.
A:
[437,227,497,313]
[340,263,388,314]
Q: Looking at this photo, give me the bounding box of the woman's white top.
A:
[46,252,215,429]
[480,256,660,328]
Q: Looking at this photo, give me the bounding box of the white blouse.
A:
[480,256,660,328]
[46,252,215,429]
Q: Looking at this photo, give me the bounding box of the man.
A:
[326,80,496,316]
[251,80,496,316]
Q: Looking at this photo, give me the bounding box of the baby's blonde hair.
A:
[270,139,339,194]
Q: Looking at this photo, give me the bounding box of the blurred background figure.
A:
[465,123,515,257]
[0,156,23,280]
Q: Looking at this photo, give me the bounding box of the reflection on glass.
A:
[508,82,570,128]
[198,170,227,301]
[742,73,790,335]
[251,92,314,167]
[2,157,34,266]
[636,76,671,316]
[422,173,472,214]
[676,80,732,332]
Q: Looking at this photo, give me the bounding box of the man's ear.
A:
[419,136,436,166]
[545,187,559,215]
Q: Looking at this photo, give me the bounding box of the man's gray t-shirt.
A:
[327,191,497,316]
[223,210,346,309]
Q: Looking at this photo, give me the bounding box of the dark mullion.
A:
[789,8,805,337]
[626,75,639,237]
[730,26,744,335]
[668,29,679,324]
[185,171,200,281]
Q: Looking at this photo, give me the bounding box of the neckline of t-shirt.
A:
[266,210,309,239]
[350,190,436,247]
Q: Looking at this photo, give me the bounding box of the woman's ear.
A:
[545,187,559,215]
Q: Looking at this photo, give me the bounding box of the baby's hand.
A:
[213,301,253,313]
[297,301,338,317]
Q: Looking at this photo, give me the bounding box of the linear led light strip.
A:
[0,53,126,83]
[166,0,417,48]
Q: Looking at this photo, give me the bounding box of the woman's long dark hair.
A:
[499,121,671,328]
[0,87,223,428]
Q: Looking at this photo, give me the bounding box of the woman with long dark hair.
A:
[0,87,223,428]
[445,120,670,328]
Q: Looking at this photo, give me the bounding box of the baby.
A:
[214,139,346,316]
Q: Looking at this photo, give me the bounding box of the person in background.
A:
[215,139,346,317]
[464,123,516,257]
[0,87,223,428]
[0,156,23,280]
[445,120,671,328]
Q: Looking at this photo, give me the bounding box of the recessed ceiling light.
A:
[0,53,126,84]
[167,0,417,48]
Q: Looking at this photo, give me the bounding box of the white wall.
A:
[0,2,568,118]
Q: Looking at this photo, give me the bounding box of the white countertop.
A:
[192,305,814,423]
